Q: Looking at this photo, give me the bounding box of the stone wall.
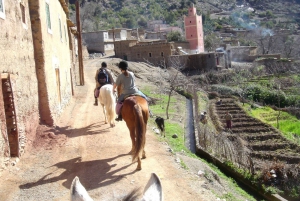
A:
[0,0,39,163]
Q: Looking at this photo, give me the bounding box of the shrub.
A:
[208,91,219,99]
[211,84,242,96]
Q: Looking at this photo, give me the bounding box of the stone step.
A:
[249,142,293,151]
[251,151,300,164]
[243,133,283,141]
[230,127,275,133]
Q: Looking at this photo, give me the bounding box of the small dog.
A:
[155,117,165,137]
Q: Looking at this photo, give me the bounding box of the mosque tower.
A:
[184,4,204,53]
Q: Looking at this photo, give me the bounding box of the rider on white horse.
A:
[94,62,115,106]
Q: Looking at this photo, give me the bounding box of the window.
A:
[161,52,164,57]
[0,0,5,19]
[64,25,67,43]
[20,4,25,23]
[20,3,27,29]
[137,53,140,58]
[149,53,152,57]
[45,2,52,33]
[59,18,62,41]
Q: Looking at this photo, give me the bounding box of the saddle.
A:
[123,93,144,101]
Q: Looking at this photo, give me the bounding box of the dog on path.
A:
[155,117,165,137]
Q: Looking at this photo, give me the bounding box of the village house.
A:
[0,0,78,166]
[82,28,131,55]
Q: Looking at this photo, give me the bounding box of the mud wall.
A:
[82,31,105,53]
[30,0,73,125]
[0,1,40,162]
[129,42,173,66]
[169,53,217,71]
[230,46,258,62]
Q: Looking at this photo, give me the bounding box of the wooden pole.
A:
[112,27,116,56]
[76,0,84,85]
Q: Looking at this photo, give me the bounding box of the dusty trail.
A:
[0,57,218,201]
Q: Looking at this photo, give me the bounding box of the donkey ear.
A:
[70,176,94,201]
[142,173,163,201]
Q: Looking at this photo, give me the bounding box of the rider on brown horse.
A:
[113,61,147,121]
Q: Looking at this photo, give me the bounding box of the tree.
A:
[204,33,222,52]
[138,17,148,28]
[144,56,188,119]
[245,28,278,55]
[167,31,184,42]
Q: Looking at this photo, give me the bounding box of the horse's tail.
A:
[132,104,146,162]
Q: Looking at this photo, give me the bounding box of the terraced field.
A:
[213,97,300,168]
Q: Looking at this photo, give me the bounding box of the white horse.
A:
[98,84,116,127]
[70,173,163,201]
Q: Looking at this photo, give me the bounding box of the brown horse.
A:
[122,96,149,170]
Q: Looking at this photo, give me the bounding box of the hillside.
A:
[69,0,300,33]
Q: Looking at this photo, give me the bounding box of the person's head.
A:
[118,61,128,71]
[101,62,107,68]
[204,111,207,115]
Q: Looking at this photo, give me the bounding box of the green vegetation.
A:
[241,103,300,143]
[166,31,185,42]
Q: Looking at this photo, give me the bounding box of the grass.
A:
[241,103,300,144]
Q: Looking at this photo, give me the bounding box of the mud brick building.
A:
[168,52,228,72]
[0,0,77,166]
[114,40,177,66]
[82,28,131,54]
[230,46,258,62]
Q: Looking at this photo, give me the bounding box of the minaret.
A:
[184,4,204,53]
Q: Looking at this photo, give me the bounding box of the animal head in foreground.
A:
[155,117,165,137]
[70,173,163,201]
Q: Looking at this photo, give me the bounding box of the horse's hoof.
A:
[142,156,146,159]
[136,167,142,171]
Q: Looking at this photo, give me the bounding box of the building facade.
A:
[82,28,130,54]
[0,0,39,164]
[184,4,204,53]
[0,0,77,166]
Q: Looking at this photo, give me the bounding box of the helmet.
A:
[101,62,107,67]
[118,61,128,70]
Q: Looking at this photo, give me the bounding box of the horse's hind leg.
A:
[137,157,142,170]
[142,149,146,159]
[101,104,107,124]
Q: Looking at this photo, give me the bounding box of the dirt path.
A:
[0,57,220,201]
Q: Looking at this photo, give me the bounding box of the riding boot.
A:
[94,98,98,106]
[115,114,122,121]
